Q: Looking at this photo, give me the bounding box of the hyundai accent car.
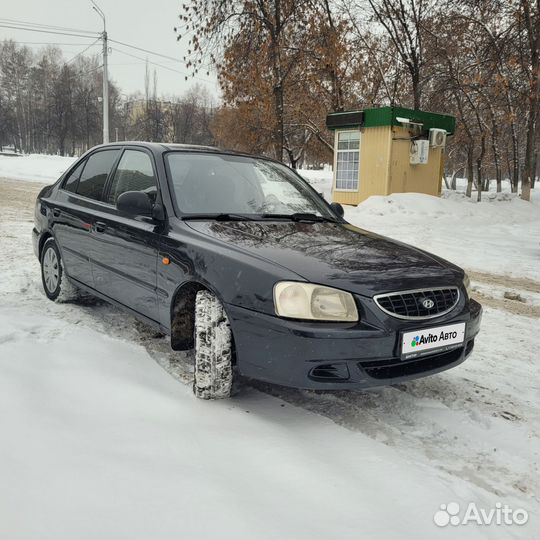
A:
[33,142,482,399]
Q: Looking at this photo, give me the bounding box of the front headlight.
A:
[463,273,472,298]
[274,282,358,321]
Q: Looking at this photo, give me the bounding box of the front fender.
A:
[157,222,305,329]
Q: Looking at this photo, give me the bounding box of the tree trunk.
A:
[269,0,284,162]
[443,176,450,189]
[466,148,474,198]
[451,169,457,190]
[520,0,539,201]
[284,143,297,168]
[487,103,502,192]
[412,71,421,110]
[272,81,284,161]
[476,156,483,202]
[322,0,343,112]
[522,96,536,198]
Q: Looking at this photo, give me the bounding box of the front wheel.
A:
[40,238,79,302]
[193,290,234,399]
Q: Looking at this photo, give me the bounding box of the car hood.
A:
[185,220,463,297]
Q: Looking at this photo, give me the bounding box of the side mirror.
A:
[330,202,344,218]
[117,191,153,217]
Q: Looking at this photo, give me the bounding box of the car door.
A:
[89,148,161,323]
[51,149,121,288]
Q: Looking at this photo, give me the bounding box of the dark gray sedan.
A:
[33,142,482,399]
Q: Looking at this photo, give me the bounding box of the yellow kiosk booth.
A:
[326,106,456,205]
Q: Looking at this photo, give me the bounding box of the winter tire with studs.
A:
[193,290,234,399]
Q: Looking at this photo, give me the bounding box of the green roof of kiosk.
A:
[326,106,456,135]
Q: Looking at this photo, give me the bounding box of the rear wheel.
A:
[193,290,234,399]
[40,238,79,302]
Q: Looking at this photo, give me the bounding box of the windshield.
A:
[165,152,334,219]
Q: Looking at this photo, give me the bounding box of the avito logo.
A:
[434,502,529,527]
[411,330,459,348]
[411,333,437,348]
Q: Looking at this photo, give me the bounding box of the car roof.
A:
[88,141,281,164]
[161,143,221,152]
[89,141,220,152]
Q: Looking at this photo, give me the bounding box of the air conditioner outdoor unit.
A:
[429,128,447,148]
[409,139,429,165]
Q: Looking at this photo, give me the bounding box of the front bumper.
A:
[226,298,482,390]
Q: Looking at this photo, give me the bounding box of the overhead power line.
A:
[4,41,98,46]
[0,18,97,35]
[1,15,215,93]
[113,46,215,84]
[0,23,99,39]
[108,38,183,64]
[113,47,188,75]
[77,64,103,77]
[65,37,101,65]
[1,17,214,71]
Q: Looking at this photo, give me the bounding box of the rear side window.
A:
[106,150,157,205]
[63,160,85,193]
[76,150,120,201]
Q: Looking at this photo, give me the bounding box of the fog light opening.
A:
[309,363,350,382]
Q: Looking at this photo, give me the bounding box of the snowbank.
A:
[0,153,76,183]
[299,168,540,281]
[344,192,540,280]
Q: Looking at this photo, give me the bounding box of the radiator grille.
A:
[374,287,459,319]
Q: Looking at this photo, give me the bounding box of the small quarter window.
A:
[63,160,85,193]
[76,150,120,201]
[335,131,360,191]
[107,150,157,205]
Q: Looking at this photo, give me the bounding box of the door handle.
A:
[94,221,107,233]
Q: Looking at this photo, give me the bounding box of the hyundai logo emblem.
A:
[422,298,435,309]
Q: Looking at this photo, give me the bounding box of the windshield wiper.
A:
[261,213,339,223]
[182,212,339,223]
[182,213,258,221]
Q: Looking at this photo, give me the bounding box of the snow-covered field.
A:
[0,156,539,539]
[301,169,540,282]
[0,153,76,183]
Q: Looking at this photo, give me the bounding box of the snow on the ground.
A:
[0,153,76,183]
[347,191,540,281]
[3,305,533,540]
[300,169,540,281]
[0,158,539,539]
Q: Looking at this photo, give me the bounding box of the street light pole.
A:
[92,0,109,144]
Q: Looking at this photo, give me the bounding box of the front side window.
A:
[107,150,157,205]
[63,160,85,193]
[335,131,360,191]
[166,152,332,218]
[76,150,120,201]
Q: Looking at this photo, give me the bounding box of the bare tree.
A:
[366,0,436,109]
[518,0,540,199]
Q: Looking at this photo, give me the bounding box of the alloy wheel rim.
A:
[43,247,60,292]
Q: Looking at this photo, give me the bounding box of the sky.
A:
[0,0,219,99]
